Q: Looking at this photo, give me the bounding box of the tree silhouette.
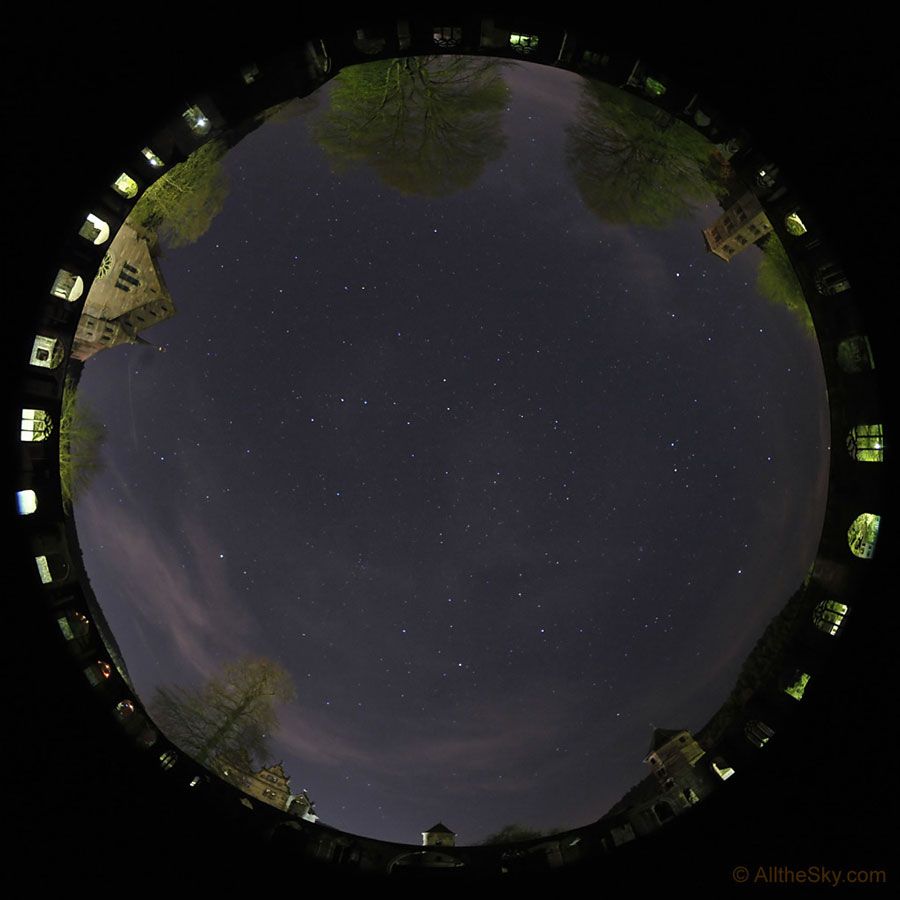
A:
[130,139,230,248]
[149,657,296,787]
[59,375,106,512]
[566,80,724,228]
[755,235,814,333]
[312,56,510,197]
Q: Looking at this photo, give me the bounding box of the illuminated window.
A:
[183,105,211,135]
[142,147,164,168]
[847,424,884,462]
[813,599,849,636]
[51,269,84,302]
[509,33,539,54]
[847,512,880,559]
[159,751,178,771]
[78,213,110,246]
[84,660,112,686]
[112,173,138,199]
[644,76,666,97]
[744,720,774,748]
[837,335,874,373]
[21,408,53,442]
[241,63,260,84]
[785,211,807,236]
[784,671,811,701]
[30,335,63,369]
[17,489,37,515]
[189,776,202,787]
[57,611,90,641]
[433,26,462,48]
[116,700,135,718]
[35,555,52,584]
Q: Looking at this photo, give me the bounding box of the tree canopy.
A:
[311,56,510,197]
[149,657,296,786]
[481,824,555,844]
[59,375,106,512]
[130,139,230,248]
[566,80,725,228]
[755,235,815,333]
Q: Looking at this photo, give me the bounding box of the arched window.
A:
[837,335,874,373]
[29,335,63,369]
[183,105,211,135]
[111,173,139,199]
[84,660,112,686]
[16,489,37,515]
[116,700,135,718]
[785,211,807,236]
[21,408,53,442]
[141,147,164,168]
[847,424,884,462]
[813,599,849,636]
[57,610,90,641]
[78,213,110,246]
[50,269,84,302]
[643,76,667,97]
[848,513,880,559]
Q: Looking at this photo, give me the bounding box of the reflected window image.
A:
[68,55,831,846]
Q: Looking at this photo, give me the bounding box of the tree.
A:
[311,56,510,197]
[755,235,815,333]
[481,824,554,844]
[149,657,296,786]
[566,80,724,228]
[129,139,230,248]
[59,375,106,512]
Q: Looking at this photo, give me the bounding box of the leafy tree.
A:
[311,56,510,197]
[59,376,106,512]
[481,824,553,844]
[566,80,724,228]
[756,235,815,333]
[129,139,230,248]
[149,657,296,787]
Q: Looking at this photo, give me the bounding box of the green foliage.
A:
[756,235,814,333]
[149,657,295,786]
[130,139,230,248]
[566,80,723,228]
[311,56,510,197]
[59,376,106,512]
[481,824,554,844]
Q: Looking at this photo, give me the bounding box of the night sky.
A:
[76,62,830,844]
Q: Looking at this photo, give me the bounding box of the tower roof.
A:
[647,728,685,754]
[423,822,455,835]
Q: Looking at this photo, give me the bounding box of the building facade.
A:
[702,192,773,261]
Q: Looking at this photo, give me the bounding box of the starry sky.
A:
[75,61,830,844]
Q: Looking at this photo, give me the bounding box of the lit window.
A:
[847,512,880,559]
[509,33,539,54]
[784,671,811,701]
[847,424,884,462]
[644,76,667,96]
[744,720,774,748]
[57,611,90,641]
[183,105,211,135]
[17,489,37,515]
[241,63,260,84]
[116,700,135,718]
[433,26,462,47]
[51,269,84,302]
[21,408,53,442]
[112,173,139,199]
[813,599,849,636]
[84,660,112,686]
[142,147,164,168]
[35,555,52,584]
[189,776,201,787]
[159,751,178,770]
[78,213,110,246]
[30,335,63,369]
[785,211,807,236]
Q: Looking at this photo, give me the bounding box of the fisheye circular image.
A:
[67,54,828,845]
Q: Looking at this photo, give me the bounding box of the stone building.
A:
[71,221,175,361]
[422,822,456,847]
[702,192,773,261]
